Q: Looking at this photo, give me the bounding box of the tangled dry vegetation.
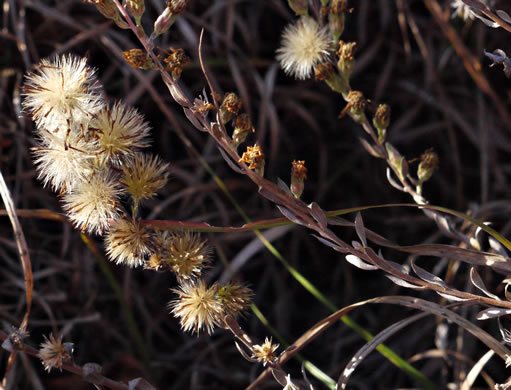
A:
[2,0,511,389]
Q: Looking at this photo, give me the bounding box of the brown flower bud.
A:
[167,0,189,15]
[287,0,308,16]
[337,41,356,79]
[220,92,243,124]
[314,63,335,81]
[373,103,391,143]
[329,0,348,41]
[291,160,307,199]
[232,113,254,148]
[347,90,366,113]
[418,148,439,183]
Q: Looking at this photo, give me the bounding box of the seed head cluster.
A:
[23,54,167,256]
[24,54,253,337]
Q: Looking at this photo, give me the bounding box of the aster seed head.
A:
[32,130,99,192]
[104,218,154,267]
[39,333,73,372]
[252,337,279,366]
[62,170,123,235]
[120,153,169,208]
[276,17,332,80]
[90,102,151,165]
[23,54,104,134]
[164,232,211,280]
[216,282,253,319]
[169,279,224,335]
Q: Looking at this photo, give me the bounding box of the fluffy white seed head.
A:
[32,130,99,191]
[276,17,332,80]
[23,54,104,134]
[62,170,123,235]
[104,218,153,267]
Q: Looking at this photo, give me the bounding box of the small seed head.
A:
[123,49,154,70]
[252,337,279,366]
[418,149,439,183]
[39,334,73,372]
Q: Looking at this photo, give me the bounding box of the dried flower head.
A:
[276,17,331,80]
[169,279,224,335]
[252,337,279,366]
[162,231,211,280]
[62,171,123,235]
[120,153,169,208]
[91,102,151,164]
[104,218,153,267]
[39,333,73,372]
[32,130,98,191]
[23,54,103,133]
[217,282,253,318]
[123,49,154,70]
[239,145,265,171]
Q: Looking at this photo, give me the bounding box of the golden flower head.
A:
[104,218,154,267]
[91,102,151,165]
[120,153,169,206]
[39,333,73,372]
[169,279,224,335]
[62,170,123,235]
[252,337,279,366]
[23,54,104,134]
[276,17,331,80]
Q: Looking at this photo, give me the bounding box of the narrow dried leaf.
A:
[470,267,500,300]
[308,202,328,228]
[496,9,511,24]
[128,378,157,390]
[276,205,307,227]
[359,137,384,158]
[312,234,349,253]
[412,262,447,288]
[345,254,378,271]
[498,318,511,344]
[474,14,500,28]
[183,108,206,131]
[462,0,488,11]
[338,312,428,389]
[436,292,472,302]
[217,147,245,174]
[386,168,404,191]
[276,177,292,195]
[354,212,367,247]
[506,283,511,301]
[385,275,426,290]
[476,307,511,320]
[489,237,508,257]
